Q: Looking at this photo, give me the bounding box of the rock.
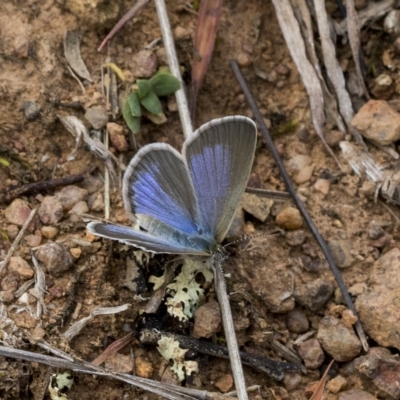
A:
[241,193,273,222]
[89,191,104,211]
[327,239,354,269]
[368,224,384,240]
[294,278,333,312]
[70,248,82,259]
[11,312,37,329]
[348,283,367,296]
[296,338,325,369]
[23,101,41,120]
[5,199,32,226]
[236,51,252,67]
[70,200,89,215]
[193,301,221,339]
[356,350,400,399]
[356,248,400,350]
[31,326,46,341]
[5,224,19,239]
[55,185,88,211]
[317,316,362,361]
[325,129,345,147]
[283,373,302,391]
[214,374,233,393]
[276,207,302,230]
[39,196,64,224]
[135,357,153,378]
[371,74,394,99]
[342,309,358,328]
[132,50,158,78]
[8,256,34,279]
[286,309,309,333]
[287,154,311,172]
[41,226,58,239]
[295,165,313,184]
[0,290,15,303]
[338,389,377,400]
[1,274,19,291]
[314,178,330,194]
[105,353,134,374]
[34,242,74,277]
[351,100,400,145]
[107,122,128,152]
[285,230,306,246]
[85,105,109,129]
[25,234,42,247]
[81,175,104,195]
[326,375,348,394]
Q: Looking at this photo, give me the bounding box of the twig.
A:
[212,258,248,400]
[230,59,369,352]
[154,0,193,139]
[245,187,290,202]
[1,174,85,203]
[0,345,234,400]
[103,129,111,220]
[0,208,37,276]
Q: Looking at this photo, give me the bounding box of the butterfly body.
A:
[87,116,257,255]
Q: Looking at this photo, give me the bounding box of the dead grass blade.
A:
[98,0,150,51]
[271,0,340,166]
[312,0,365,147]
[309,359,334,400]
[91,332,134,366]
[190,0,223,121]
[346,0,369,99]
[64,31,92,82]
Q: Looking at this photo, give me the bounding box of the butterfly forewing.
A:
[122,144,201,236]
[184,116,257,243]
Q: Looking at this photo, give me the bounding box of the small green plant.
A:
[123,68,181,134]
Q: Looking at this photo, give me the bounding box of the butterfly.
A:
[87,116,257,256]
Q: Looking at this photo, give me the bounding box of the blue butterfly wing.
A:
[87,222,211,255]
[184,116,257,243]
[122,143,202,236]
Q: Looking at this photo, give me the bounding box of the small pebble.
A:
[0,290,15,303]
[5,224,19,239]
[85,105,109,129]
[31,326,46,341]
[135,357,154,378]
[214,374,233,393]
[283,373,302,391]
[70,200,89,215]
[327,239,354,269]
[41,226,58,239]
[35,242,74,277]
[25,234,42,247]
[23,101,41,120]
[287,154,312,172]
[325,129,345,147]
[107,122,128,152]
[1,274,19,291]
[317,316,362,361]
[174,26,192,40]
[39,196,64,224]
[294,278,333,312]
[342,309,358,328]
[70,247,82,259]
[193,301,221,339]
[89,192,105,211]
[11,312,37,329]
[326,375,348,394]
[236,51,252,67]
[8,256,34,279]
[241,193,273,222]
[132,50,158,78]
[297,338,325,369]
[55,185,88,211]
[286,309,309,333]
[276,207,302,230]
[314,178,330,194]
[5,199,32,226]
[348,283,366,296]
[295,165,313,184]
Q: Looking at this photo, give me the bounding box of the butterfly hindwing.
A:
[184,116,257,243]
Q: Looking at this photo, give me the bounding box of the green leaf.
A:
[128,91,142,117]
[149,73,181,96]
[137,79,152,98]
[123,100,141,133]
[0,156,10,167]
[140,90,163,115]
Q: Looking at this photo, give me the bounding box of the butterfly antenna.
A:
[223,229,283,249]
